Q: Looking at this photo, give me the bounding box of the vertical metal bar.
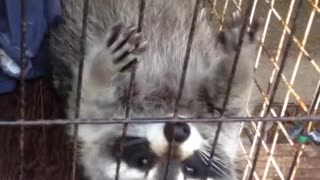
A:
[205,0,255,179]
[172,1,200,116]
[71,0,90,180]
[248,0,304,179]
[19,0,27,180]
[163,0,200,179]
[115,1,146,180]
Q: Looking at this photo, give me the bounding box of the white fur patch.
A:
[179,123,204,160]
[103,162,147,180]
[144,123,168,156]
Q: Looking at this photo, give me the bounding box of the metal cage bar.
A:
[1,0,320,180]
[207,0,256,179]
[115,1,146,179]
[0,116,319,126]
[240,0,320,179]
[19,0,27,180]
[71,0,90,179]
[163,0,201,179]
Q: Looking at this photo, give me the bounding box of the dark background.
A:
[0,78,77,180]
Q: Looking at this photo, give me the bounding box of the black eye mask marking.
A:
[112,136,158,171]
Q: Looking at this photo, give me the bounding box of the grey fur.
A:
[49,0,261,180]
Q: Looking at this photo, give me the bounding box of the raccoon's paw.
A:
[217,11,260,52]
[106,22,147,73]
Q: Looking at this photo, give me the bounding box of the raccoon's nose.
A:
[164,122,190,143]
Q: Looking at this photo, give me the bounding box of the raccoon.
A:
[48,0,261,180]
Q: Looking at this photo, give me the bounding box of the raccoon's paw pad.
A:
[106,22,147,72]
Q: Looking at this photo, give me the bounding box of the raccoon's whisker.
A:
[201,146,213,156]
[212,157,228,169]
[199,150,228,177]
[213,156,227,167]
[210,156,228,169]
[196,151,208,166]
[208,159,230,177]
[198,150,209,161]
[199,149,228,169]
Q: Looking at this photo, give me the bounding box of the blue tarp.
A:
[0,0,62,94]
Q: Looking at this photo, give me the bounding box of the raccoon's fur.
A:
[49,0,261,180]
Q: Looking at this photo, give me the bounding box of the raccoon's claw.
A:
[217,11,260,52]
[106,22,147,72]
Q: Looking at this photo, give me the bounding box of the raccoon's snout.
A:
[147,123,202,159]
[163,122,191,143]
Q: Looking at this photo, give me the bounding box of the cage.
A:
[0,0,319,180]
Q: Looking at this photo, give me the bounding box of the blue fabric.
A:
[0,0,62,94]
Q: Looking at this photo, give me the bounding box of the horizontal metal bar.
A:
[0,116,319,126]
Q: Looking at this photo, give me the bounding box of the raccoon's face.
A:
[77,113,239,180]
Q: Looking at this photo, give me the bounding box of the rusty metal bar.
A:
[0,115,319,126]
[71,0,90,180]
[19,0,28,179]
[115,1,146,179]
[163,0,200,179]
[206,0,256,179]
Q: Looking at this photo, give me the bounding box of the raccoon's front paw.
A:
[217,11,260,52]
[106,22,147,73]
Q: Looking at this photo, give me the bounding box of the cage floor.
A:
[238,143,320,180]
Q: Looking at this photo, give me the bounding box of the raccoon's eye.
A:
[183,165,197,177]
[182,152,206,178]
[112,136,157,171]
[134,154,154,169]
[183,151,231,178]
[139,157,149,166]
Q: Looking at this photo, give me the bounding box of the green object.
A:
[298,135,308,143]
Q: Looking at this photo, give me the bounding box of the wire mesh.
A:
[1,0,320,180]
[227,0,320,179]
